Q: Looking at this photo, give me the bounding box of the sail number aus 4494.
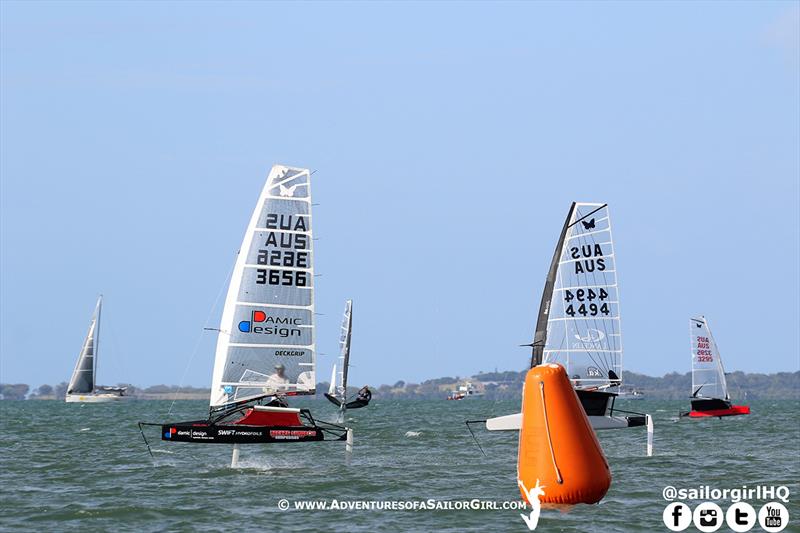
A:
[564,288,609,302]
[565,303,610,317]
[564,288,610,317]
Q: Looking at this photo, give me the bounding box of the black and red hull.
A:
[682,398,750,418]
[140,405,347,447]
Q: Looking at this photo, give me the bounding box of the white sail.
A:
[328,364,337,396]
[68,296,102,395]
[690,316,729,400]
[541,203,622,389]
[209,165,316,407]
[335,299,353,399]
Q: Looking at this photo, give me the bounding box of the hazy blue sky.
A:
[1,2,798,390]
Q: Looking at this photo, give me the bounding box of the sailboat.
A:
[681,316,749,418]
[484,203,648,431]
[139,165,348,452]
[324,300,371,420]
[65,296,127,403]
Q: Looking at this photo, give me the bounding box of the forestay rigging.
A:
[209,165,316,408]
[536,203,623,389]
[690,317,728,400]
[68,296,102,395]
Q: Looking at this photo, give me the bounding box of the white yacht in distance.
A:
[65,296,126,403]
[447,381,483,400]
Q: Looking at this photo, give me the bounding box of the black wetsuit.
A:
[357,388,372,403]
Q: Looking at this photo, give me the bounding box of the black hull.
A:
[576,389,616,416]
[161,421,328,444]
[325,393,370,410]
[324,393,342,407]
[690,398,731,411]
[345,398,369,409]
[577,389,647,427]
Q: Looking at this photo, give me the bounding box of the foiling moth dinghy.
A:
[681,316,749,418]
[139,165,350,463]
[476,203,652,441]
[66,295,127,403]
[324,299,371,423]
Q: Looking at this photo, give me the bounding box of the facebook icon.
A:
[663,502,692,531]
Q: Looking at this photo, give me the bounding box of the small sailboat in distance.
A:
[681,316,749,418]
[66,295,127,403]
[139,165,349,460]
[325,300,371,421]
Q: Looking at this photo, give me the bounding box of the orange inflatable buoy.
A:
[517,363,611,505]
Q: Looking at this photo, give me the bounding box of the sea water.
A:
[1,399,798,532]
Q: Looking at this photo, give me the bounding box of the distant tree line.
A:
[2,370,798,400]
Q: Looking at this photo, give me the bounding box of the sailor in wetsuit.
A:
[263,364,290,407]
[357,385,372,403]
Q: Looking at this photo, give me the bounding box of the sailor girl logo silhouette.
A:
[518,478,545,530]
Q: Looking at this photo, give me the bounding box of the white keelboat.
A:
[65,296,126,403]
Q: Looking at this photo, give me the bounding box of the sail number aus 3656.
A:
[256,269,308,286]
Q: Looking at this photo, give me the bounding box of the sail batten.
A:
[210,166,316,408]
[536,203,623,389]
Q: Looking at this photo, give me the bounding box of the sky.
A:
[1,1,798,390]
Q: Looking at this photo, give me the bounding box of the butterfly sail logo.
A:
[271,168,307,198]
[518,478,545,530]
[279,183,300,197]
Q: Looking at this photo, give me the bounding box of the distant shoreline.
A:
[2,369,797,401]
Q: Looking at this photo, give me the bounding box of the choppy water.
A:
[1,399,798,532]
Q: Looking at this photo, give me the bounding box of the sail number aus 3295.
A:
[695,336,713,362]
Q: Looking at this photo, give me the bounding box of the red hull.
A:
[688,405,750,418]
